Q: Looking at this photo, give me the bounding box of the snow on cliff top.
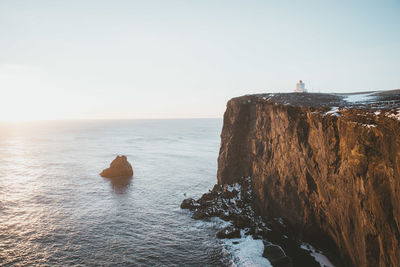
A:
[237,90,400,123]
[341,92,377,104]
[244,89,400,111]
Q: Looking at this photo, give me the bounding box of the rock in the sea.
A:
[216,226,241,239]
[100,155,133,178]
[180,198,199,210]
[263,244,292,267]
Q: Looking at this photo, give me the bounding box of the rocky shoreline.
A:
[181,177,341,267]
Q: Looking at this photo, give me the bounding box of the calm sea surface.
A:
[0,119,233,266]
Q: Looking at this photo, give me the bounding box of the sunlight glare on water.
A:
[0,119,231,266]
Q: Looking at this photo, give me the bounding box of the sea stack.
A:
[100,155,134,178]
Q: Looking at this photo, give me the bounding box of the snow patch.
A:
[225,182,242,200]
[324,107,340,117]
[386,108,400,121]
[301,243,335,267]
[361,124,376,128]
[226,183,241,192]
[343,92,376,104]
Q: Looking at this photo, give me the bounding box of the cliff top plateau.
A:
[241,89,400,110]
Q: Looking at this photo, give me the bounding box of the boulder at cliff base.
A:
[100,155,134,178]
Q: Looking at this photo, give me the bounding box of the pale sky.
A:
[0,0,399,121]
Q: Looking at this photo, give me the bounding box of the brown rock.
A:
[100,155,133,178]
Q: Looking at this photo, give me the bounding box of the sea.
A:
[0,119,270,266]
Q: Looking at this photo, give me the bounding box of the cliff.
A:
[217,91,400,267]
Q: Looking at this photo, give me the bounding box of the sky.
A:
[0,0,399,121]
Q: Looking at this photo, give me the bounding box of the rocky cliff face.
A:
[217,91,400,267]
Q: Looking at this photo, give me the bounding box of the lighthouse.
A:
[295,80,307,93]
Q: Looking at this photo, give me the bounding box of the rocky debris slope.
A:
[216,91,400,267]
[100,155,134,178]
[181,177,336,267]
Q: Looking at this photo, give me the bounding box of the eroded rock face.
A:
[100,155,133,178]
[217,93,400,267]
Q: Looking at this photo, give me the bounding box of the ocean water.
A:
[0,119,236,266]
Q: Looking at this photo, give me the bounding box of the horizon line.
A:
[0,117,223,124]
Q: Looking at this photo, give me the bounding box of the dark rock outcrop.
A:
[100,155,133,178]
[263,244,292,267]
[216,226,241,239]
[217,91,400,266]
[180,198,199,210]
[181,177,326,266]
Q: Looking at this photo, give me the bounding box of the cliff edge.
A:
[217,90,400,266]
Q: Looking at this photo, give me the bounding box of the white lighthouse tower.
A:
[295,80,307,93]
